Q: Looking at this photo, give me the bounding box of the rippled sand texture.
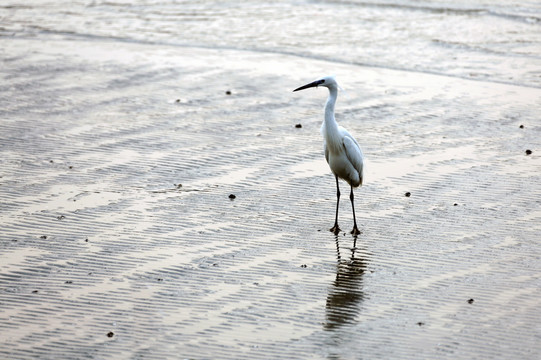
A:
[2,1,541,359]
[2,38,540,360]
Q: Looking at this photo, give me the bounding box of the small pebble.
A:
[417,322,425,326]
[300,264,307,268]
[519,124,524,129]
[454,203,458,206]
[467,298,474,304]
[65,280,73,284]
[229,194,236,200]
[405,192,411,197]
[295,123,302,128]
[57,215,65,220]
[175,99,181,103]
[225,90,232,95]
[107,331,114,338]
[32,290,38,294]
[85,238,89,242]
[525,149,532,155]
[68,166,73,169]
[40,235,47,239]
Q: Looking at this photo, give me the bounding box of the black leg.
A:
[350,186,361,235]
[330,175,341,234]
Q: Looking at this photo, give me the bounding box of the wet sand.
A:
[1,37,541,359]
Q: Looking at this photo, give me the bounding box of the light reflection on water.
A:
[1,0,540,87]
[1,1,541,359]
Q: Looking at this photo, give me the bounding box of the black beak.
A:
[293,79,325,92]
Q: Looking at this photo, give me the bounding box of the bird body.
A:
[294,76,364,235]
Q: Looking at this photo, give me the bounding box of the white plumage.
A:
[294,76,364,235]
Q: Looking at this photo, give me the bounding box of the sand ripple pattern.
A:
[1,40,541,359]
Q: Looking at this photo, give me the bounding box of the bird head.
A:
[293,75,338,92]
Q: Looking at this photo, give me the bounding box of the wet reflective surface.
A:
[1,1,541,359]
[324,235,367,330]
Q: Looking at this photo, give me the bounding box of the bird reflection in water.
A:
[324,234,367,330]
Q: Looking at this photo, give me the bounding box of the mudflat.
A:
[1,36,541,359]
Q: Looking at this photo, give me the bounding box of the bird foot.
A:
[350,227,361,236]
[329,224,341,235]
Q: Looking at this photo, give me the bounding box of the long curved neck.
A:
[322,86,342,153]
[324,86,339,133]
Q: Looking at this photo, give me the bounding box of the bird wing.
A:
[341,130,364,186]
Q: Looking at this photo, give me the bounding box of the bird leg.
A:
[350,186,361,235]
[330,175,341,234]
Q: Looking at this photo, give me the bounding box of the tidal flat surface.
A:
[1,1,541,359]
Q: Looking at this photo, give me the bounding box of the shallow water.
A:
[1,1,541,359]
[2,0,541,87]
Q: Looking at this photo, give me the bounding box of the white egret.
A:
[293,76,364,235]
